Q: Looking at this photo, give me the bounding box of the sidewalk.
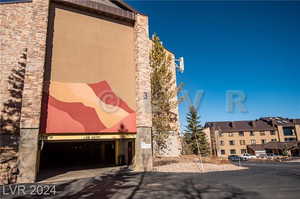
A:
[38,166,124,184]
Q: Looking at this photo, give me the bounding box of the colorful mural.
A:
[41,7,137,134]
[43,81,136,133]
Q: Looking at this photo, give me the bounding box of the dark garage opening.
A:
[38,141,115,181]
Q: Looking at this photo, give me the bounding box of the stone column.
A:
[295,124,300,141]
[17,0,50,183]
[17,129,39,183]
[115,139,120,165]
[134,14,153,171]
[277,126,285,142]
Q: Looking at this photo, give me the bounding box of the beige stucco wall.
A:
[51,6,136,109]
[277,125,298,142]
[203,127,212,154]
[295,125,300,141]
[208,124,300,158]
[277,126,285,142]
[216,130,278,157]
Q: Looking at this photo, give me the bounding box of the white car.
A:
[266,153,281,160]
[241,153,257,160]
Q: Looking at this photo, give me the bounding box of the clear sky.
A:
[127,1,300,129]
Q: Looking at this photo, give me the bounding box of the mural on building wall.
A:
[43,80,136,133]
[40,7,137,134]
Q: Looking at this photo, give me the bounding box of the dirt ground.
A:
[153,155,247,173]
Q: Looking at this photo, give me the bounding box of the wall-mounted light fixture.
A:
[175,57,184,73]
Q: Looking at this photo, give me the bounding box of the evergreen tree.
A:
[185,106,210,156]
[150,34,180,155]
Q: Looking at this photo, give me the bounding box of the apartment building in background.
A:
[204,117,300,157]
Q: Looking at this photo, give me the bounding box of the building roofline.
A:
[53,0,136,24]
[204,117,300,132]
[113,0,145,15]
[248,141,300,151]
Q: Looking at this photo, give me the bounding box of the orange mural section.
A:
[43,81,136,133]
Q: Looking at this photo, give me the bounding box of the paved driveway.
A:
[37,165,123,184]
[116,161,300,199]
[2,162,300,199]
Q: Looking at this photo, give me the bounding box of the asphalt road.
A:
[197,161,300,199]
[2,161,300,199]
[130,161,300,199]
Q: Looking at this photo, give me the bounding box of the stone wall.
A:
[0,151,18,185]
[134,14,153,171]
[0,0,50,183]
[134,14,152,128]
[1,2,33,118]
[160,53,182,157]
[0,0,49,127]
[148,42,182,157]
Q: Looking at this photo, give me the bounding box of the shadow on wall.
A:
[0,48,27,150]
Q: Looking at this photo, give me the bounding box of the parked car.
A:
[228,155,245,161]
[266,153,281,160]
[257,154,268,159]
[241,153,256,160]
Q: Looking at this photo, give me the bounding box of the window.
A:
[230,149,236,154]
[251,139,256,144]
[260,131,265,136]
[250,131,255,136]
[0,0,32,3]
[229,140,235,145]
[271,139,277,142]
[283,127,295,136]
[270,130,276,135]
[219,132,223,137]
[241,149,247,154]
[261,139,266,144]
[285,138,297,142]
[239,131,244,136]
[228,132,234,137]
[221,150,225,155]
[220,140,224,146]
[240,140,246,145]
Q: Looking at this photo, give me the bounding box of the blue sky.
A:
[127,1,300,129]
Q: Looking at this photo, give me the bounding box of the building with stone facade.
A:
[204,117,300,157]
[0,0,181,184]
[150,45,182,157]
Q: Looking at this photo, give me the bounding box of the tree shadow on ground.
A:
[37,163,117,182]
[153,159,178,167]
[7,162,300,199]
[133,161,300,199]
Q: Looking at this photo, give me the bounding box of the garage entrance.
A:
[37,134,135,182]
[39,141,116,170]
[37,140,117,182]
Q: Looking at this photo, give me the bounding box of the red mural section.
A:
[42,81,136,133]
